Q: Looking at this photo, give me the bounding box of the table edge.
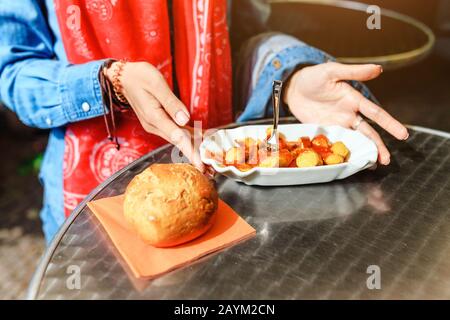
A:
[26,122,449,300]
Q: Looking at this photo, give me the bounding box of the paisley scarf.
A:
[54,0,232,216]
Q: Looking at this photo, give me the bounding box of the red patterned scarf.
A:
[54,0,232,216]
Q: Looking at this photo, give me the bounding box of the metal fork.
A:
[264,80,283,152]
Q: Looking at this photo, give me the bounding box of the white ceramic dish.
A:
[200,124,378,186]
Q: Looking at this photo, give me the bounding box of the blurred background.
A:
[1,0,449,299]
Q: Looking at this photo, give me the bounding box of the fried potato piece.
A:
[235,137,260,163]
[296,149,323,168]
[225,147,245,165]
[258,149,293,168]
[323,153,344,165]
[312,134,330,148]
[259,156,279,168]
[331,141,350,159]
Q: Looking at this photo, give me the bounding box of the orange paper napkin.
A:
[87,195,256,279]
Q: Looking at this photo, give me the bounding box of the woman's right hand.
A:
[105,61,204,171]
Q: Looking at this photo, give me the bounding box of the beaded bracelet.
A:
[111,60,129,106]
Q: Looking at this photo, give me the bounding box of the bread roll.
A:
[124,163,218,247]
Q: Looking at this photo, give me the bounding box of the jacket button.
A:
[82,102,91,112]
[45,117,52,126]
[272,59,282,70]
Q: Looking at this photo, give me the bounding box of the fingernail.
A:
[403,130,409,140]
[379,65,383,73]
[382,155,390,165]
[175,110,189,126]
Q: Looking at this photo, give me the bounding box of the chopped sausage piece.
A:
[278,149,294,167]
[299,136,312,148]
[312,146,332,160]
[235,163,254,172]
[286,141,299,151]
[311,134,330,148]
[290,147,304,158]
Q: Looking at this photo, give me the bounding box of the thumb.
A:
[144,66,191,126]
[326,62,383,82]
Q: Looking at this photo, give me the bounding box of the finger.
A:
[355,92,409,140]
[143,69,190,126]
[134,108,173,141]
[139,114,204,171]
[138,109,204,171]
[204,165,217,179]
[129,91,188,149]
[326,62,383,82]
[172,128,205,173]
[357,120,391,165]
[151,108,204,170]
[170,125,205,172]
[132,91,200,167]
[130,88,202,170]
[128,92,168,138]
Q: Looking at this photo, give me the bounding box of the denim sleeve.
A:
[0,1,105,129]
[237,34,377,122]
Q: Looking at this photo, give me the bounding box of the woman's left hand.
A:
[284,62,409,165]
